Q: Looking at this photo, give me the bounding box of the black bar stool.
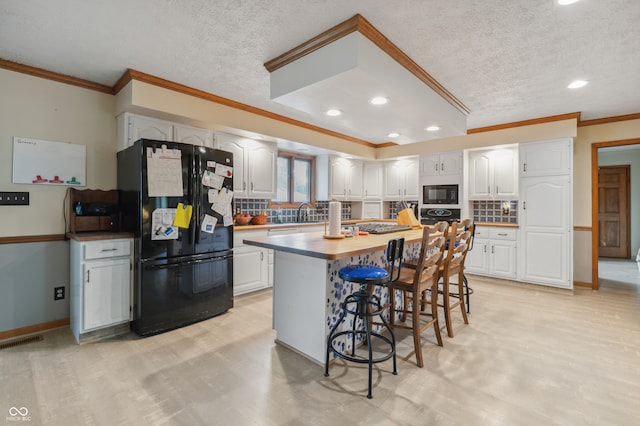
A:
[324,237,404,399]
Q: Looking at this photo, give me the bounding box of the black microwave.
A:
[422,184,459,205]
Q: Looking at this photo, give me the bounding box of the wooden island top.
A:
[243,227,430,261]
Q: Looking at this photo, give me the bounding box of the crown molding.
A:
[578,112,640,127]
[467,112,582,134]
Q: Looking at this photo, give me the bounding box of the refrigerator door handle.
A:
[188,152,196,245]
[145,254,233,270]
[194,153,201,244]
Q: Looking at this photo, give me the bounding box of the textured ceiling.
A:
[1,0,639,145]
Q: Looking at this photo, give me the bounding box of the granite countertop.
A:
[242,227,432,261]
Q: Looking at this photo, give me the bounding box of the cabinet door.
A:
[490,240,517,278]
[363,162,383,199]
[519,175,572,288]
[216,133,248,197]
[520,139,572,177]
[128,116,173,147]
[383,161,403,200]
[348,160,363,200]
[492,148,518,198]
[403,158,419,200]
[329,158,349,200]
[439,152,462,176]
[83,259,130,331]
[465,238,489,275]
[467,152,491,199]
[420,154,440,177]
[233,245,268,295]
[248,141,277,198]
[174,125,214,148]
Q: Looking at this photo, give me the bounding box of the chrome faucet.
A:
[297,203,311,222]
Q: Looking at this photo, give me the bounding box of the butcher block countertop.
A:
[243,228,431,261]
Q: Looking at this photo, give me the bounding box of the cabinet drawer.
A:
[489,228,517,240]
[84,239,131,260]
[472,227,489,239]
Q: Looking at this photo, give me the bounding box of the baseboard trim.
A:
[574,281,593,289]
[0,318,70,341]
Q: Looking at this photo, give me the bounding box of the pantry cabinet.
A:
[519,139,572,177]
[467,146,518,200]
[362,162,383,200]
[70,237,132,343]
[215,133,277,199]
[383,157,419,201]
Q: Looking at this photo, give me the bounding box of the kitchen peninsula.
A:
[243,228,426,366]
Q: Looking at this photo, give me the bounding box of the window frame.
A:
[268,150,316,208]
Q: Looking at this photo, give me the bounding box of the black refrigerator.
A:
[118,139,234,336]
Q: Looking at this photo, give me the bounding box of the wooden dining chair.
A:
[438,220,472,338]
[388,227,446,368]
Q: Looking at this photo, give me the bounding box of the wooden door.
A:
[598,165,630,258]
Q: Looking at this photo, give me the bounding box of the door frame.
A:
[591,137,640,290]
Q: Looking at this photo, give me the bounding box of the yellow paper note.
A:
[173,203,193,228]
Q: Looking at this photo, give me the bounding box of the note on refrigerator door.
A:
[172,203,192,228]
[151,208,179,240]
[202,169,224,189]
[202,214,218,233]
[211,188,233,216]
[146,146,184,197]
[222,210,233,227]
[214,163,233,178]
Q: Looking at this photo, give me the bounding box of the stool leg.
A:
[364,306,373,399]
[325,305,348,376]
[463,275,470,314]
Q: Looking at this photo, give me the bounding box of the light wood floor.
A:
[2,275,640,425]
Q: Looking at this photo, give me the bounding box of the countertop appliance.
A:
[118,139,234,336]
[420,208,461,225]
[422,184,459,205]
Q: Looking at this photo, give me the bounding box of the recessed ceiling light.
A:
[326,109,341,116]
[387,132,400,138]
[568,79,588,89]
[558,0,580,5]
[425,126,440,132]
[370,96,388,105]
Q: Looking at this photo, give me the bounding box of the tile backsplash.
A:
[472,200,518,224]
[233,199,352,224]
[387,200,419,219]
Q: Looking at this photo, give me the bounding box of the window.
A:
[271,151,315,207]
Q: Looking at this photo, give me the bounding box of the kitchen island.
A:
[243,228,427,366]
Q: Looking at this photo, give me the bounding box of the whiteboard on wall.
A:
[12,137,86,186]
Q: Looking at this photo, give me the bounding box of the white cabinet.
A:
[117,113,214,151]
[467,146,518,200]
[518,175,572,288]
[317,156,363,201]
[466,227,517,279]
[520,139,572,177]
[70,238,132,343]
[383,157,419,201]
[215,133,277,199]
[363,162,383,200]
[233,230,270,295]
[420,152,462,177]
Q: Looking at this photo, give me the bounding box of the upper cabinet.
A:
[215,133,277,199]
[420,151,462,177]
[383,157,419,201]
[520,139,572,177]
[316,156,363,201]
[362,162,383,200]
[467,145,518,200]
[117,113,214,151]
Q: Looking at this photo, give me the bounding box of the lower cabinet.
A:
[466,227,517,279]
[70,237,132,343]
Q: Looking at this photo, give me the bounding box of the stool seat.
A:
[338,265,389,285]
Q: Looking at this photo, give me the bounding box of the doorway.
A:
[591,139,640,290]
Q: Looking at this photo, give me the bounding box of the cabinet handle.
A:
[87,270,90,283]
[496,186,499,194]
[251,182,254,191]
[497,233,507,237]
[487,186,490,194]
[260,252,264,261]
[243,182,246,191]
[491,246,495,254]
[100,248,118,252]
[441,163,444,171]
[523,163,527,172]
[523,201,526,210]
[435,163,439,172]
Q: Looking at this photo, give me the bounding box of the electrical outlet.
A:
[54,286,65,301]
[0,192,29,205]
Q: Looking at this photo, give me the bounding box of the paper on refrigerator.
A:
[151,208,179,240]
[146,146,184,197]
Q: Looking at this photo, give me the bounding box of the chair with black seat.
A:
[438,220,472,338]
[388,227,446,367]
[324,237,404,399]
